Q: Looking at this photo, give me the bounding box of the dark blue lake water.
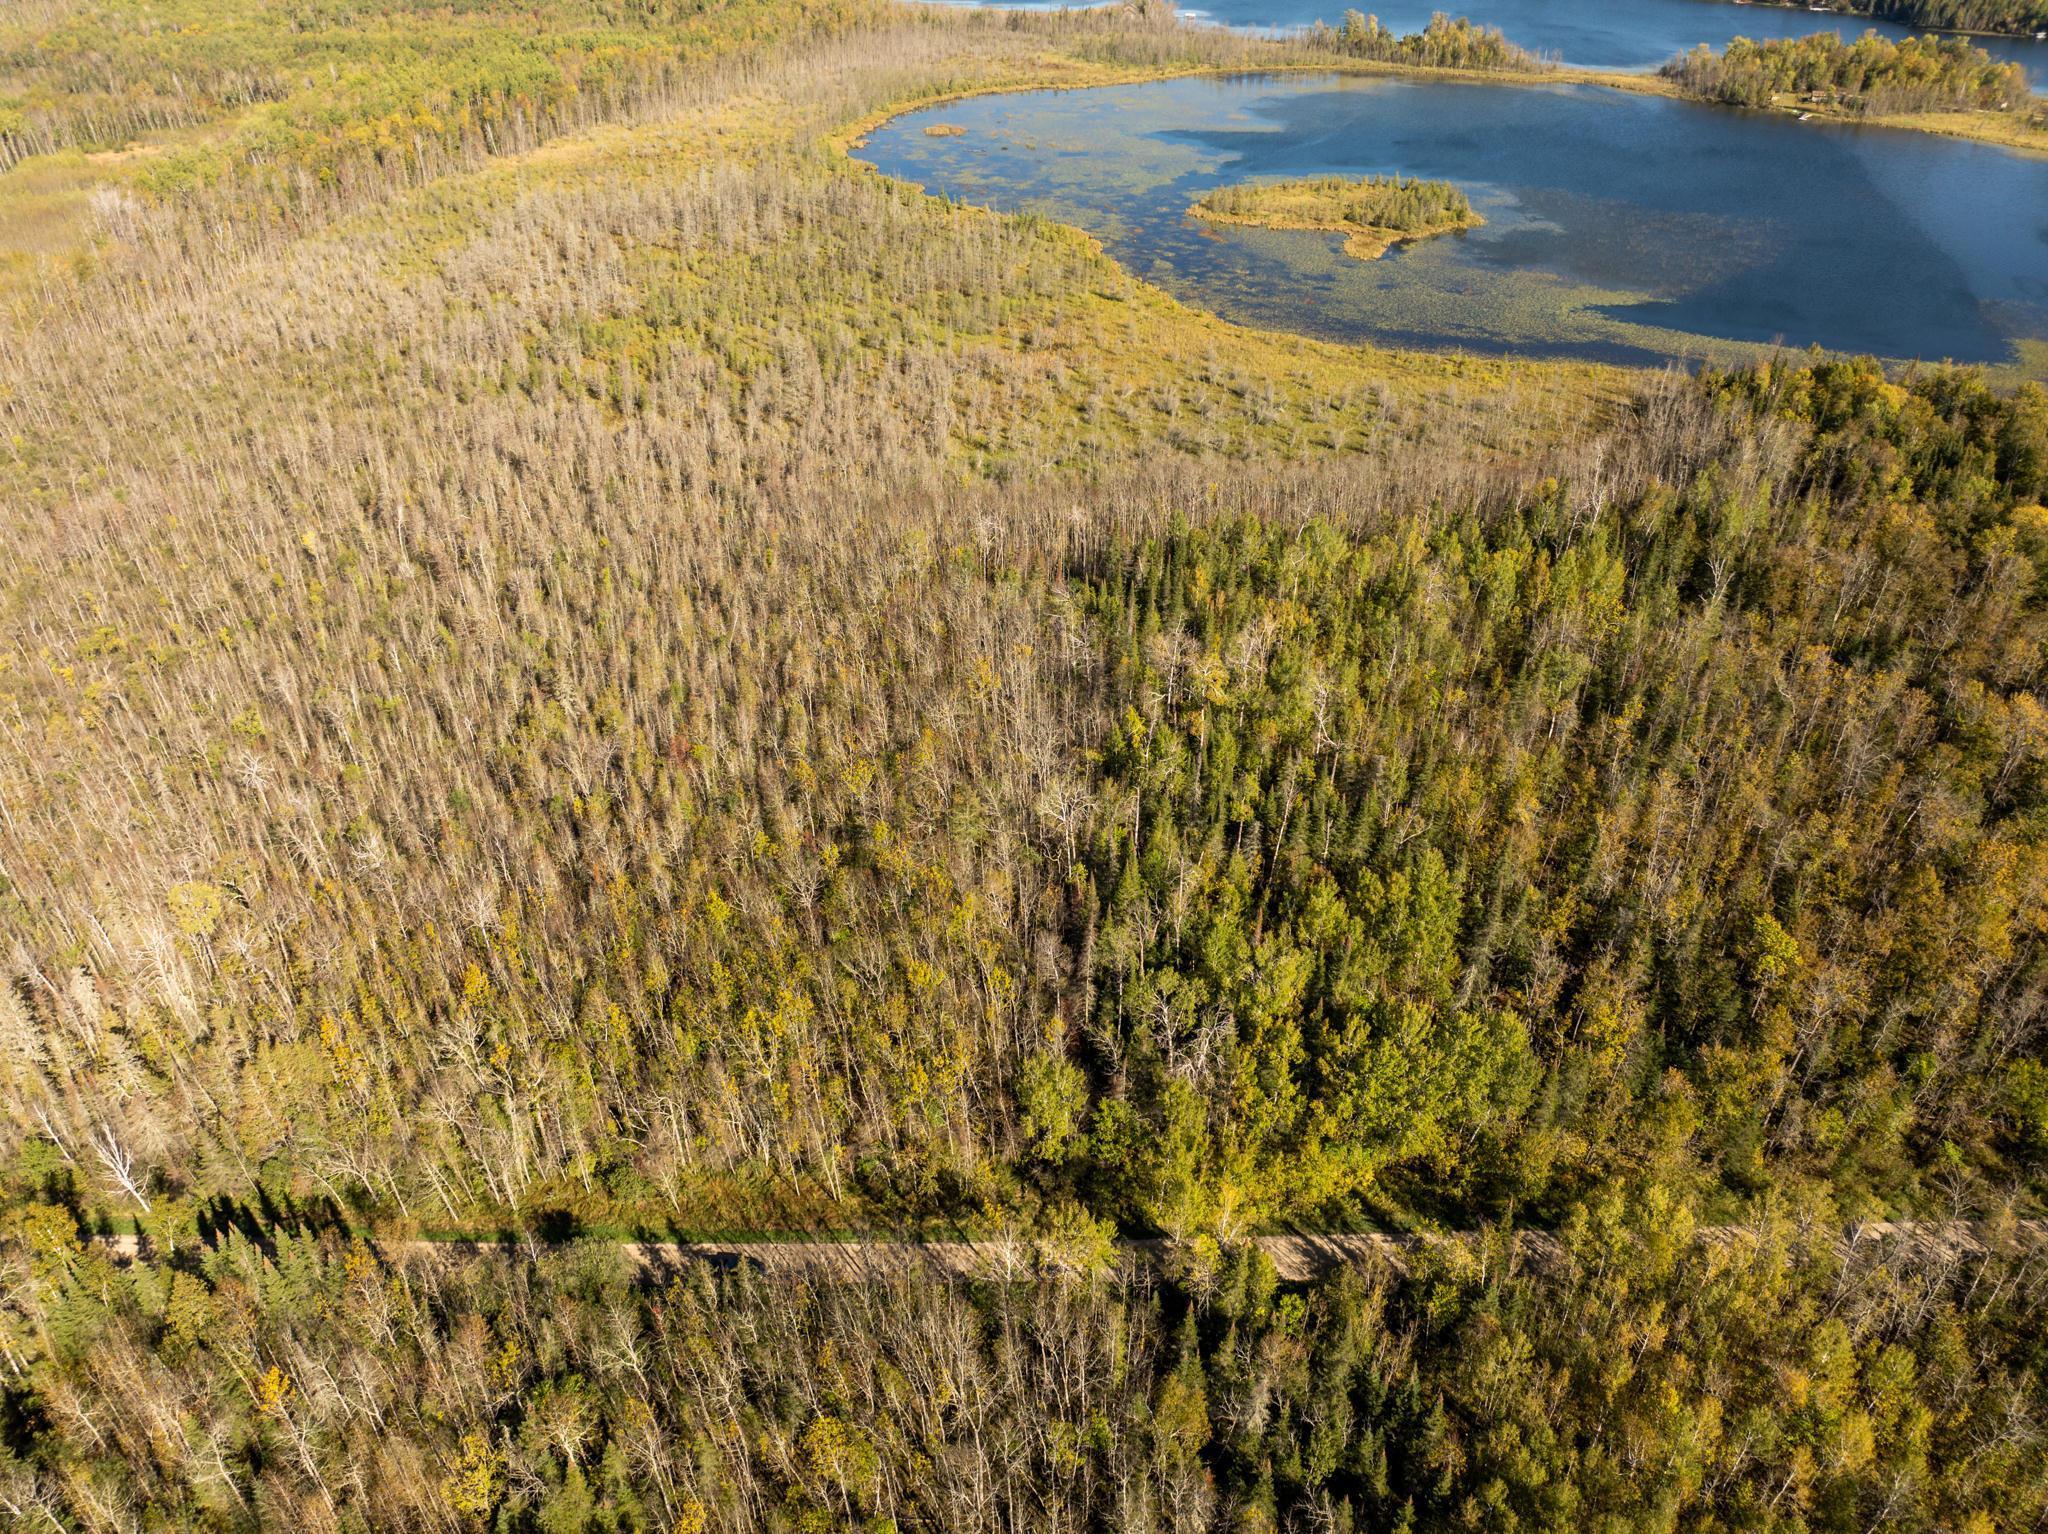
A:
[854,74,2048,370]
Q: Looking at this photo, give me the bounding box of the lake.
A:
[853,74,2048,371]
[935,0,2048,85]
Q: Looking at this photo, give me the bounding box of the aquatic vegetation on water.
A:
[857,74,2048,374]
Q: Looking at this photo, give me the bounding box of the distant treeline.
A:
[1730,0,2048,37]
[0,0,892,179]
[1663,29,2031,110]
[1305,10,1544,70]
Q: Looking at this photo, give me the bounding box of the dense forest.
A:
[1721,0,2048,38]
[1,0,2045,1529]
[11,306,2043,1238]
[1661,30,2031,111]
[0,0,889,177]
[1303,11,1543,70]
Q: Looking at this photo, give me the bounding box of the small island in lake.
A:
[1189,174,1483,261]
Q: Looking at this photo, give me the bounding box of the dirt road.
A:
[90,1219,2046,1282]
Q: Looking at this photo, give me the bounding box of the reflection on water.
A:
[854,75,2048,371]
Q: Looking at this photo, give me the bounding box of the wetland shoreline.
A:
[847,63,2048,376]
